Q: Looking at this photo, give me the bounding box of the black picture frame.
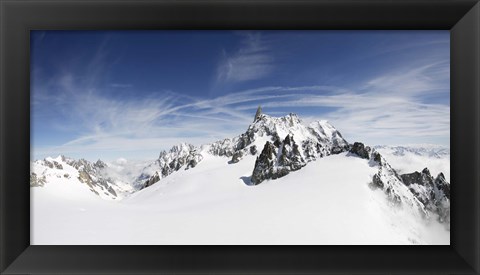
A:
[1,0,479,274]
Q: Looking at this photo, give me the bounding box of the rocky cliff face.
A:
[31,109,450,228]
[136,110,349,188]
[248,114,349,184]
[400,168,450,223]
[349,142,450,223]
[350,143,421,208]
[251,134,307,185]
[30,156,134,200]
[136,143,203,188]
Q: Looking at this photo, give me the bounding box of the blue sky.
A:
[31,30,450,161]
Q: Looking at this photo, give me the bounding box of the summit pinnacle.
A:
[254,106,263,122]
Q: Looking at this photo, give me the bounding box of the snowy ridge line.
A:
[31,155,136,200]
[30,108,450,226]
[137,107,349,188]
[350,142,450,224]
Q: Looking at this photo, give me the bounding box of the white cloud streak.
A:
[216,32,274,83]
[33,45,449,161]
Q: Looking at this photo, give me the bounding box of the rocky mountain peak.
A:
[31,156,133,200]
[349,142,371,159]
[400,168,450,223]
[137,142,204,188]
[254,105,263,122]
[250,134,307,185]
[400,168,434,188]
[135,110,350,188]
[421,167,431,177]
[95,159,107,169]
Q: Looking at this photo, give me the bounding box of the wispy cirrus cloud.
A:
[216,32,274,83]
[32,32,450,161]
[362,61,449,97]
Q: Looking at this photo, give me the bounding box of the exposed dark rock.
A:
[400,168,434,187]
[53,161,63,170]
[145,172,161,188]
[371,174,384,189]
[399,168,450,223]
[44,160,54,169]
[273,138,282,148]
[349,142,371,159]
[95,160,107,169]
[251,135,306,185]
[331,143,350,155]
[251,141,277,185]
[107,186,117,196]
[385,186,402,205]
[231,150,244,164]
[139,144,204,189]
[435,173,450,199]
[278,135,305,172]
[372,151,382,165]
[30,172,46,187]
[78,170,94,188]
[186,158,199,169]
[208,139,235,157]
[161,166,170,178]
[250,145,257,155]
[254,105,263,122]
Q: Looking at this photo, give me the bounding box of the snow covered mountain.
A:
[348,142,450,223]
[31,156,136,200]
[400,168,450,225]
[137,108,349,188]
[30,108,451,244]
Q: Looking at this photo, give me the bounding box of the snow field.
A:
[31,153,449,245]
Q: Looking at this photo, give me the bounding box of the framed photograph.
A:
[1,0,479,274]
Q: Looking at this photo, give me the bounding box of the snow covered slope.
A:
[31,156,136,200]
[31,152,449,245]
[136,111,349,188]
[31,109,450,245]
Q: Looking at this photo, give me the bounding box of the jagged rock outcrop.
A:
[31,156,132,200]
[207,113,348,166]
[30,109,450,230]
[208,138,236,157]
[251,141,278,185]
[278,135,305,171]
[400,168,434,204]
[350,142,424,212]
[67,158,120,197]
[349,142,371,159]
[254,105,263,122]
[400,168,450,223]
[95,160,107,169]
[246,114,348,185]
[43,159,63,170]
[138,143,204,188]
[145,171,161,188]
[251,134,306,185]
[231,150,245,164]
[350,142,449,223]
[250,145,257,155]
[134,112,347,189]
[30,172,46,187]
[435,173,450,199]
